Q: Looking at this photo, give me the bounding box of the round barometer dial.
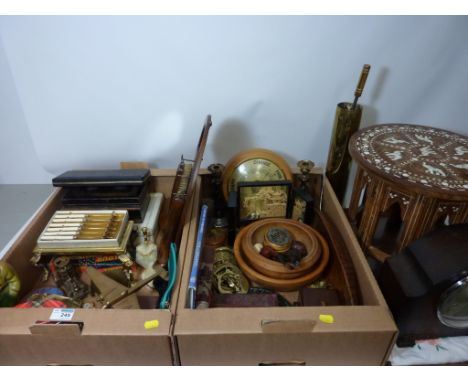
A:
[222,148,293,201]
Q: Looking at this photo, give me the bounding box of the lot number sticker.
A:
[49,308,75,321]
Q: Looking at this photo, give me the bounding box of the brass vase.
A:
[325,102,362,204]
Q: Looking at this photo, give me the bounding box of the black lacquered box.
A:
[52,169,151,222]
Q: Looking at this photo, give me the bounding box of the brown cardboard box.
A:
[0,169,199,365]
[173,174,398,365]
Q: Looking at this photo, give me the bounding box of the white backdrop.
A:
[1,16,467,184]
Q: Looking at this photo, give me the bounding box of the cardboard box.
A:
[0,169,199,365]
[173,174,398,365]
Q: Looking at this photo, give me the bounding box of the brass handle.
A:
[354,64,371,98]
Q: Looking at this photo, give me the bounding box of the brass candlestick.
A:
[291,160,315,223]
[326,64,371,204]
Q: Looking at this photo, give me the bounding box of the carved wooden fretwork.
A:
[380,188,412,220]
[430,202,468,228]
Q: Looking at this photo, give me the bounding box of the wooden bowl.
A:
[233,225,330,291]
[240,218,322,280]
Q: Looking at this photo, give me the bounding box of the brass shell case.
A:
[325,102,362,203]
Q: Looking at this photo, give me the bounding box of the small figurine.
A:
[135,228,158,280]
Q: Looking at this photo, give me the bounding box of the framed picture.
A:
[236,180,293,226]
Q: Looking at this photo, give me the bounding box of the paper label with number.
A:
[49,308,75,321]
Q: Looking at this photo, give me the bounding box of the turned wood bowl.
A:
[233,223,330,292]
[240,218,322,280]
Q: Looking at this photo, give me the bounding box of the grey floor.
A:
[0,184,53,257]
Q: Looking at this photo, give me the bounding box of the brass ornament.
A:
[291,196,307,221]
[292,160,316,223]
[212,247,249,294]
[52,257,89,300]
[297,160,315,179]
[207,163,225,179]
[326,102,362,203]
[326,64,371,203]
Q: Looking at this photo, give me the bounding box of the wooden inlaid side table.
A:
[348,124,468,260]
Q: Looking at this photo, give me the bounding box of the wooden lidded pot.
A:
[241,218,322,280]
[233,224,330,292]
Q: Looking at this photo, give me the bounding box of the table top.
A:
[349,124,468,199]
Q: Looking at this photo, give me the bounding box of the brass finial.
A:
[297,160,315,176]
[352,64,371,109]
[208,163,225,179]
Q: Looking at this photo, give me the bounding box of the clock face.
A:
[222,149,293,201]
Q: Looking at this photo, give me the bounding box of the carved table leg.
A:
[348,166,365,223]
[358,176,385,250]
[396,195,435,253]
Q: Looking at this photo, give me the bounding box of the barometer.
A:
[221,148,293,202]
